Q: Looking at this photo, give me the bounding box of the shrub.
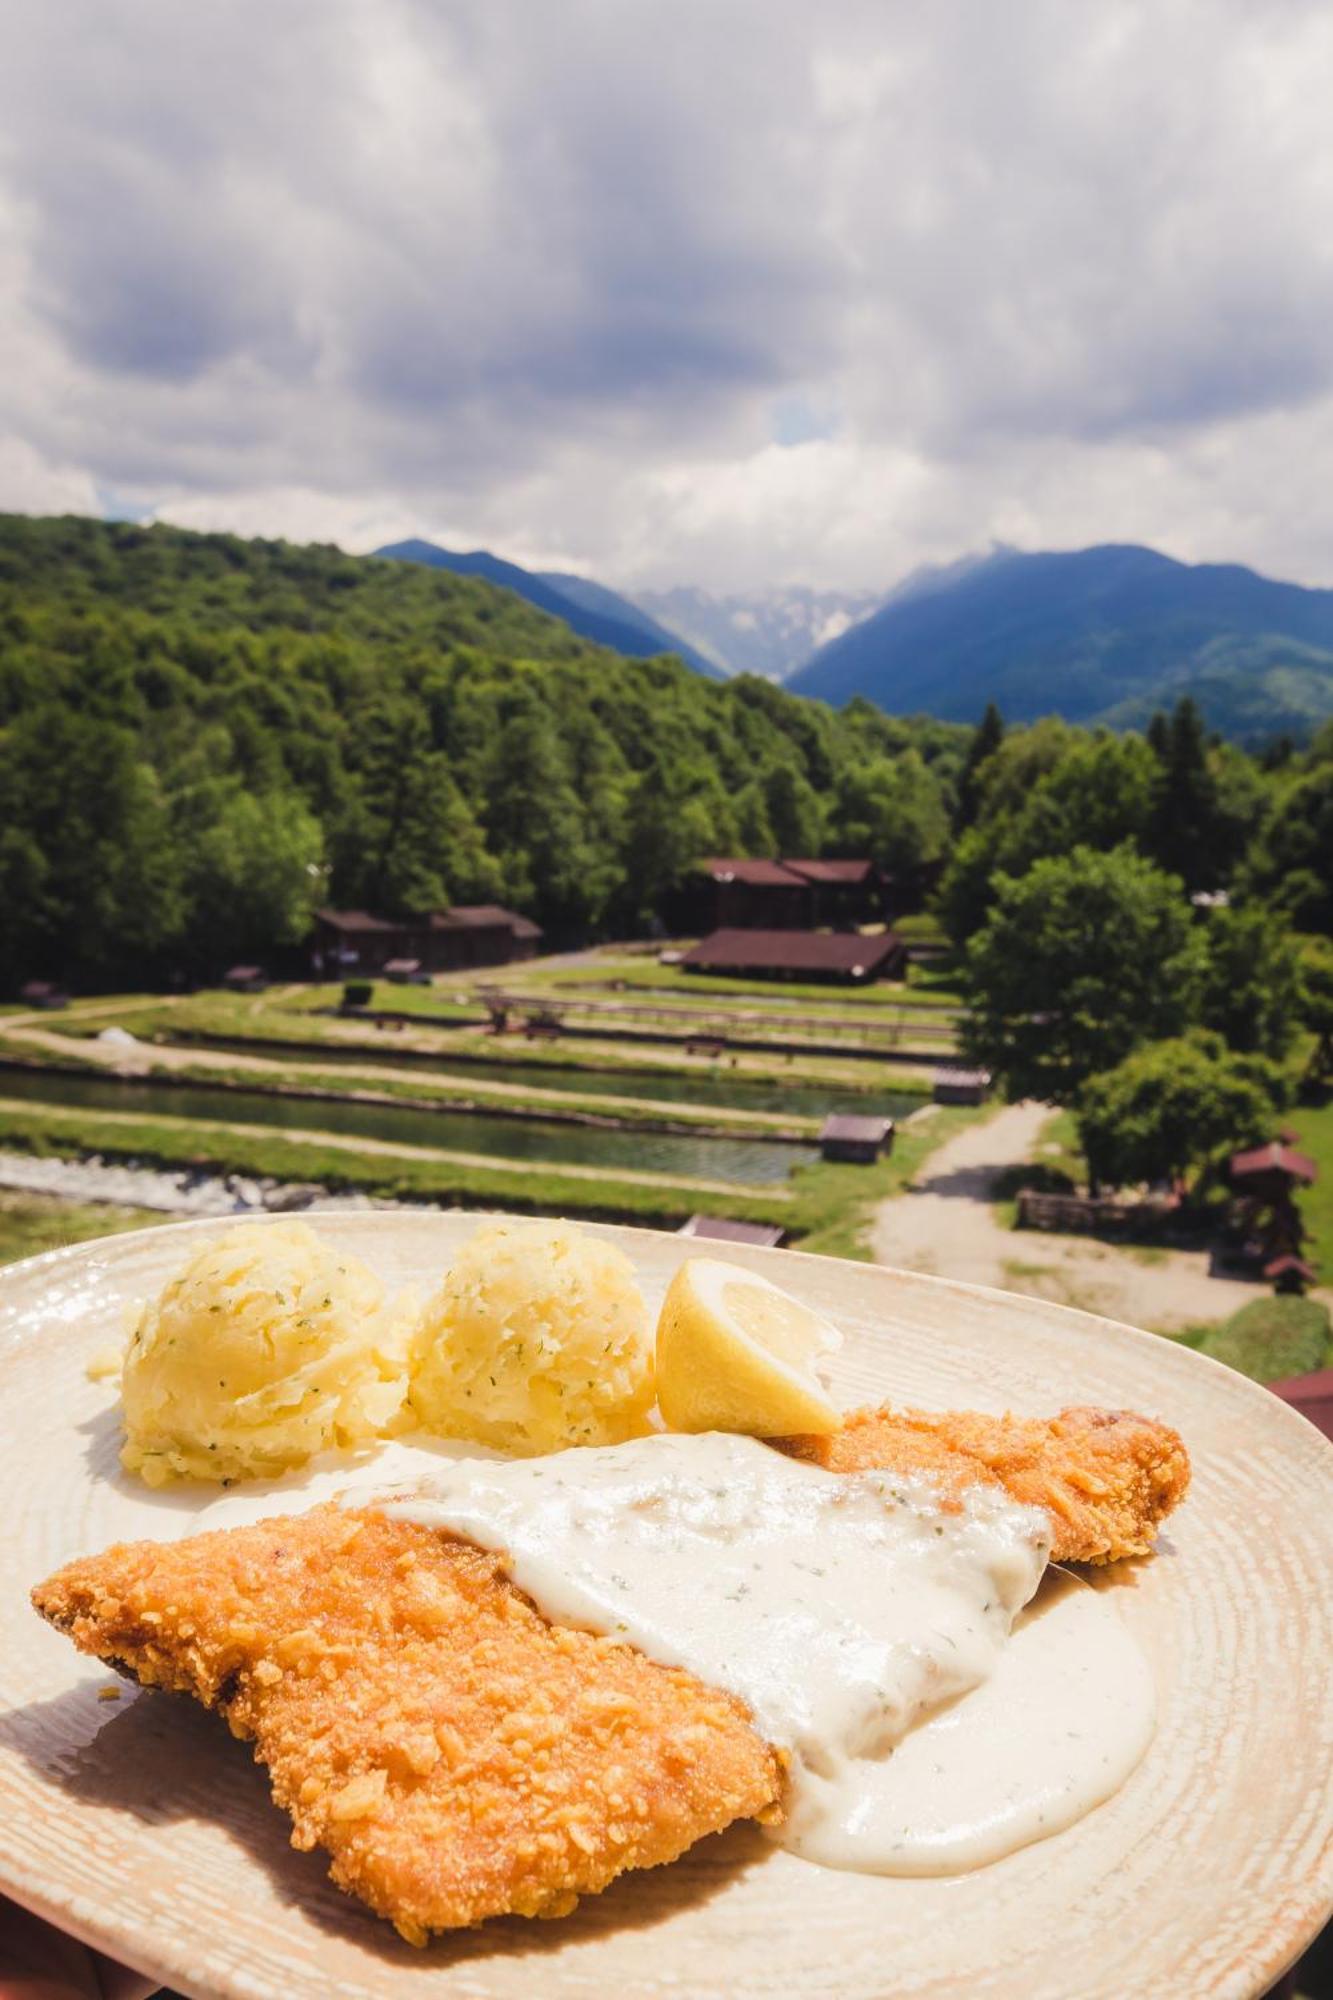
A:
[342,981,373,1010]
[1198,1296,1331,1383]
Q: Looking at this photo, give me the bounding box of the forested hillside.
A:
[0,514,965,988]
[375,538,722,677]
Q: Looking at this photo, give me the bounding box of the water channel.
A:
[177,1036,924,1123]
[0,1069,819,1187]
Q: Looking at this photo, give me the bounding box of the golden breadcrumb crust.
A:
[32,1504,782,1940]
[778,1403,1190,1563]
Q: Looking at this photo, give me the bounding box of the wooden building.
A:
[818,1114,894,1163]
[664,857,888,934]
[223,965,268,993]
[312,905,542,978]
[18,980,68,1010]
[678,1215,788,1249]
[680,928,906,984]
[934,1066,992,1105]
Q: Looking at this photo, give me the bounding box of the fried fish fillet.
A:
[777,1403,1189,1563]
[32,1503,782,1940]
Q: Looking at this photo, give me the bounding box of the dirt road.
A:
[873,1101,1270,1331]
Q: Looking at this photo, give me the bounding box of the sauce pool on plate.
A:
[372,1430,1156,1875]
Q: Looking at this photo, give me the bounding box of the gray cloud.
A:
[2,0,1333,590]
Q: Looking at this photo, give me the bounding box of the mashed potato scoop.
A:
[408,1219,654,1454]
[120,1221,410,1485]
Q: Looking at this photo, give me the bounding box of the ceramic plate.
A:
[1,1213,1330,2000]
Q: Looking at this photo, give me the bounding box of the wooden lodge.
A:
[313,905,542,978]
[664,857,888,935]
[680,928,906,985]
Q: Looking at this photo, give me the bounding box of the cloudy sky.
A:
[4,0,1333,593]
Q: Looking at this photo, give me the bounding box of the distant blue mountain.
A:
[374,540,722,678]
[536,571,721,679]
[786,543,1333,740]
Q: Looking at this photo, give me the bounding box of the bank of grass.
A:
[38,992,935,1100]
[521,958,965,1012]
[12,1046,825,1139]
[0,1096,978,1257]
[1166,1296,1333,1383]
[0,1099,790,1230]
[0,1188,161,1267]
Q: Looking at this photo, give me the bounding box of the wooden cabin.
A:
[818,1114,894,1164]
[312,905,542,977]
[663,857,888,935]
[681,928,906,985]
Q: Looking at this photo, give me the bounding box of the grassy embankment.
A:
[511,958,965,1012]
[23,990,936,1101]
[0,976,970,1261]
[0,1035,827,1139]
[0,1096,980,1263]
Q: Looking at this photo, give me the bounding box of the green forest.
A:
[1,513,1331,1007]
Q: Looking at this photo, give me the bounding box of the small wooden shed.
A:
[18,980,69,1010]
[678,1215,787,1250]
[933,1066,991,1106]
[818,1114,893,1164]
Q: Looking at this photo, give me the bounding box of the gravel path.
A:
[873,1101,1270,1332]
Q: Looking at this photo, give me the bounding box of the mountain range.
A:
[787,544,1333,739]
[377,536,1333,741]
[632,583,883,681]
[375,540,722,678]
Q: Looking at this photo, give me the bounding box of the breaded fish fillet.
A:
[32,1504,782,1940]
[778,1403,1189,1563]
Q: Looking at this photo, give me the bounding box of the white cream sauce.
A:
[371,1430,1157,1874]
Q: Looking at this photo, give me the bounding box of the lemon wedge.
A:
[655,1257,843,1437]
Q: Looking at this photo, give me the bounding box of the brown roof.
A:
[699,858,808,888]
[434,905,543,937]
[783,859,877,885]
[1267,1367,1333,1444]
[681,929,902,976]
[1229,1141,1317,1184]
[819,1114,893,1144]
[679,1216,787,1249]
[316,908,399,934]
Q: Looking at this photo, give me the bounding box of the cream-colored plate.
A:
[1,1213,1331,2000]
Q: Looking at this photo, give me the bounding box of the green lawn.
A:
[31,991,933,1100]
[525,959,964,1011]
[0,1094,977,1259]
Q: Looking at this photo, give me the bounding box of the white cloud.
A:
[2,0,1333,591]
